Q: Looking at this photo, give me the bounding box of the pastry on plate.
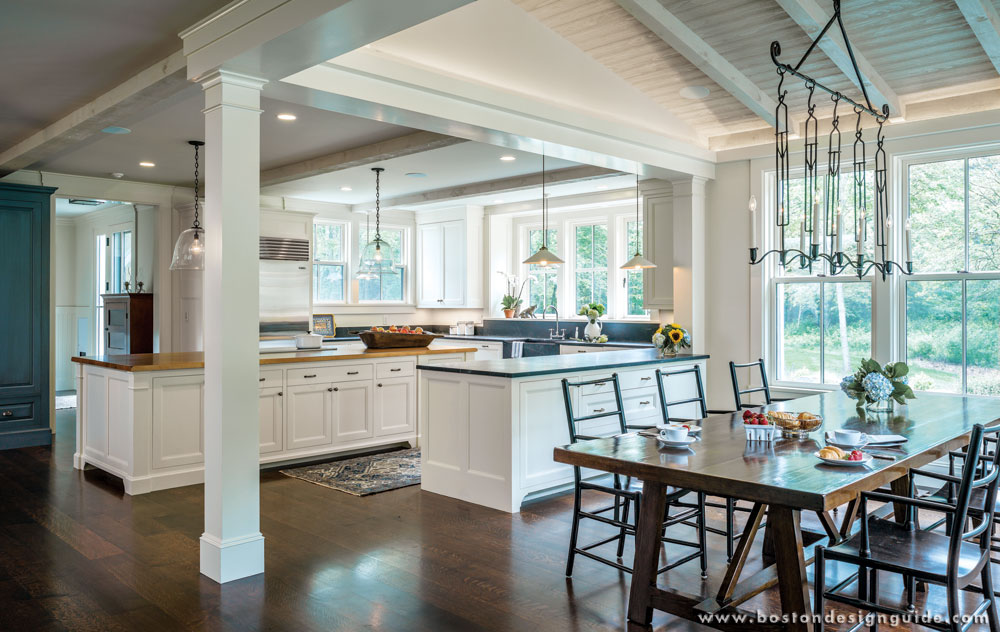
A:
[818,446,845,460]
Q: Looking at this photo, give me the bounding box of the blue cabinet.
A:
[0,183,55,449]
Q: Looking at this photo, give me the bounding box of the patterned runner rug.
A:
[280,448,420,496]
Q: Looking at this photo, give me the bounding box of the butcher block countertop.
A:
[71,344,478,372]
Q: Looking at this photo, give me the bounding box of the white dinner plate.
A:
[657,436,698,448]
[814,451,873,467]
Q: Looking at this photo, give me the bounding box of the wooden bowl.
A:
[358,331,442,349]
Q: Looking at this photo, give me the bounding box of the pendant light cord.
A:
[193,143,201,230]
[541,154,547,246]
[634,174,640,254]
[373,167,383,241]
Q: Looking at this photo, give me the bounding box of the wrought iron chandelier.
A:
[749,0,912,281]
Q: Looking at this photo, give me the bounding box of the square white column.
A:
[671,176,707,354]
[199,70,267,584]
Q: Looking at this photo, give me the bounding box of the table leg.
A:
[839,497,860,539]
[768,505,814,632]
[890,472,911,524]
[627,480,668,631]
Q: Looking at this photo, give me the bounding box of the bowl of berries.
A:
[742,410,776,442]
[358,325,442,349]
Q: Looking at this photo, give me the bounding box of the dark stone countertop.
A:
[441,335,652,348]
[416,349,708,378]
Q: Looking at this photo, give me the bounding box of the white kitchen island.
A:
[417,349,709,513]
[72,343,475,494]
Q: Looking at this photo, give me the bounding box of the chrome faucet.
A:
[543,305,565,340]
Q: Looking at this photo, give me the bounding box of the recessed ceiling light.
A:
[110,172,124,179]
[500,155,516,162]
[139,161,155,168]
[492,199,505,204]
[340,186,352,192]
[405,172,427,178]
[101,126,131,134]
[276,113,297,121]
[679,86,711,100]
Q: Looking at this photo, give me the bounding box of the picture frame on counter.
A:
[312,314,336,336]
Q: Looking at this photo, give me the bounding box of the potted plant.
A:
[840,359,916,412]
[501,275,525,318]
[577,302,606,341]
[652,323,690,357]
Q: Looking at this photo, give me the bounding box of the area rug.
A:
[280,448,420,496]
[55,395,77,410]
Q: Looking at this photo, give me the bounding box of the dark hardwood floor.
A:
[0,409,992,631]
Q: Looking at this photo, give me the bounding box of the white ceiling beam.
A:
[351,165,617,211]
[614,0,782,127]
[955,0,1000,76]
[0,51,188,177]
[260,131,467,187]
[774,0,902,116]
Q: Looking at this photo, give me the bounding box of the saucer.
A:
[657,436,698,448]
[825,432,869,449]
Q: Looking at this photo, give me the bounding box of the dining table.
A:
[553,390,1000,632]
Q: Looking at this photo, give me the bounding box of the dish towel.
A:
[510,341,524,358]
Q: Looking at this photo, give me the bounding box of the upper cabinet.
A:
[416,206,483,308]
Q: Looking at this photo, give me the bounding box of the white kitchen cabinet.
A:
[374,377,415,437]
[286,382,333,450]
[259,386,284,454]
[332,380,374,442]
[559,344,633,355]
[471,341,503,360]
[416,206,483,308]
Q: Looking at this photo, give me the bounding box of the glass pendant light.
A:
[170,140,206,270]
[355,209,377,280]
[523,153,564,266]
[620,173,656,270]
[358,167,398,276]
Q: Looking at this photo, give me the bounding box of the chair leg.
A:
[565,483,582,577]
[947,580,962,632]
[726,497,735,562]
[697,492,708,579]
[813,545,825,632]
[983,560,999,632]
[614,476,627,559]
[905,572,916,612]
[868,568,878,632]
[617,495,630,559]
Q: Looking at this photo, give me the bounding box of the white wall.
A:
[53,220,86,391]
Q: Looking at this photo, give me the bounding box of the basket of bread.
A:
[766,411,823,438]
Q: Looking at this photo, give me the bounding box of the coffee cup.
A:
[660,426,689,442]
[834,429,862,446]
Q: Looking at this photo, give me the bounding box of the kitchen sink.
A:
[519,341,561,357]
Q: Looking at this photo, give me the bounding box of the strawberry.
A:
[849,450,863,461]
[742,410,753,421]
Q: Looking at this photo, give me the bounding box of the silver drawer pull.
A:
[259,377,265,382]
[594,382,606,387]
[640,401,650,405]
[390,368,402,372]
[347,371,359,375]
[593,407,605,413]
[640,376,652,381]
[304,374,317,378]
[577,350,586,353]
[1,410,11,417]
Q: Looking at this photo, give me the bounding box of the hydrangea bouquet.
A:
[840,359,916,412]
[652,323,690,356]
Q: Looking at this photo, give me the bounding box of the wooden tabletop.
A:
[554,391,1000,512]
[71,344,478,372]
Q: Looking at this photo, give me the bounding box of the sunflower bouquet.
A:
[652,323,690,356]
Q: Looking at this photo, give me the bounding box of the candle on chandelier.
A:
[857,209,866,254]
[905,219,912,262]
[800,219,806,252]
[811,197,822,245]
[835,208,843,253]
[749,196,758,250]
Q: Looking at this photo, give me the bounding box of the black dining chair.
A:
[648,364,756,562]
[729,359,772,410]
[814,422,1000,632]
[561,373,707,578]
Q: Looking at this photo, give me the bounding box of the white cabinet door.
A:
[417,223,444,307]
[286,383,333,450]
[441,220,466,306]
[259,386,284,454]
[472,342,503,360]
[151,375,205,469]
[374,377,415,437]
[332,380,374,443]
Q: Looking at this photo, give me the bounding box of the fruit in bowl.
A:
[369,325,425,334]
[767,410,823,436]
[742,410,772,426]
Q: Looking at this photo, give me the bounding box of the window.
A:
[624,219,647,317]
[527,228,558,312]
[313,221,347,303]
[904,153,1000,395]
[574,223,607,313]
[358,226,406,302]
[767,173,874,385]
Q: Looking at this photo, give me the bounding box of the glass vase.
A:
[864,398,894,413]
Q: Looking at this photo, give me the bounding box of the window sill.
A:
[313,304,418,315]
[769,383,836,400]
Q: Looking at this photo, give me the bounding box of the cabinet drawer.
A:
[577,377,616,397]
[286,364,373,386]
[619,368,657,391]
[377,361,414,379]
[623,390,661,422]
[576,394,623,438]
[0,402,33,421]
[258,369,283,388]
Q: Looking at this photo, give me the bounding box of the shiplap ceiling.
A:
[513,0,1000,144]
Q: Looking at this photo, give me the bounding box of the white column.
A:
[671,176,707,354]
[199,70,266,584]
[640,179,674,311]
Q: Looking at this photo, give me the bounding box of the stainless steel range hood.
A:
[260,236,311,335]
